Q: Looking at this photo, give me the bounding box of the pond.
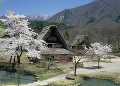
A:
[0,71,37,85]
[80,78,120,86]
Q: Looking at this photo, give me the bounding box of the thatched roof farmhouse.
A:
[37,25,74,62]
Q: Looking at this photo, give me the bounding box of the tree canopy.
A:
[0,12,48,60]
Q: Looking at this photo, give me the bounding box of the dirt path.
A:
[3,57,120,86]
[70,57,120,75]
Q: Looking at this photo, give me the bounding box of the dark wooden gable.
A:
[42,26,69,50]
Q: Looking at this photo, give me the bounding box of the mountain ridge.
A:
[25,14,51,20]
[47,0,120,26]
[0,14,51,21]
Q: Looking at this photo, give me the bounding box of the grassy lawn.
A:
[49,75,83,86]
[22,63,65,81]
[16,52,68,81]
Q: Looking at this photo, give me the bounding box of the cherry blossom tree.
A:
[86,42,112,68]
[0,12,48,67]
[0,22,2,36]
[0,0,2,36]
[71,48,86,76]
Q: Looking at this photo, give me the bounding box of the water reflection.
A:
[80,78,120,86]
[0,71,37,85]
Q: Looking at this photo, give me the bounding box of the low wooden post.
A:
[98,56,100,68]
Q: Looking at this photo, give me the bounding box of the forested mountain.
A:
[47,0,120,26]
[29,21,74,33]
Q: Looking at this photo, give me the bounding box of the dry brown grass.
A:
[50,75,83,86]
[51,79,74,85]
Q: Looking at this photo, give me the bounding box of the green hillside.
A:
[29,20,74,33]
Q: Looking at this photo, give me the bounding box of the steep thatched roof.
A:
[37,25,56,40]
[71,35,88,46]
[41,48,74,55]
[37,25,69,50]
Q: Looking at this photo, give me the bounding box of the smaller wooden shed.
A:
[71,35,89,48]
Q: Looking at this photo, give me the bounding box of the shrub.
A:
[77,62,83,68]
[36,61,46,68]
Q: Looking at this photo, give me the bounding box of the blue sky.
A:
[0,0,94,16]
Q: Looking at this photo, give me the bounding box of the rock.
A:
[65,76,75,80]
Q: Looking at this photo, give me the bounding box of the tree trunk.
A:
[17,46,23,65]
[98,56,100,68]
[18,47,22,64]
[74,62,77,76]
[98,60,99,68]
[12,56,16,68]
[47,55,51,70]
[17,55,20,67]
[17,55,20,65]
[47,63,50,70]
[9,56,12,66]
